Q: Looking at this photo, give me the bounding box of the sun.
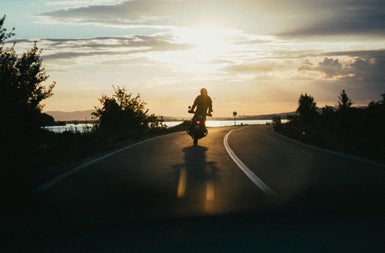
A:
[177,24,233,61]
[190,25,229,51]
[149,24,237,72]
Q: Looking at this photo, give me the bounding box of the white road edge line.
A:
[36,134,171,193]
[224,128,276,196]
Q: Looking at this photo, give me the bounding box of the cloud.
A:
[45,0,126,8]
[317,58,343,78]
[12,35,191,62]
[280,0,385,37]
[37,0,192,27]
[298,50,385,81]
[37,0,288,32]
[344,57,385,81]
[37,0,385,37]
[221,49,385,82]
[222,61,285,73]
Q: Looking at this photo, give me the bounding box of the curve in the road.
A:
[35,134,172,193]
[224,128,276,196]
[37,127,277,196]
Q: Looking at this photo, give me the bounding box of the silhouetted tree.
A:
[336,89,355,134]
[1,15,57,201]
[0,15,14,44]
[1,15,55,139]
[277,90,385,163]
[39,113,55,126]
[93,85,163,135]
[296,93,318,122]
[367,92,385,122]
[272,116,282,131]
[322,105,335,116]
[337,89,352,112]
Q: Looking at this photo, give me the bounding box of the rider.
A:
[189,88,213,126]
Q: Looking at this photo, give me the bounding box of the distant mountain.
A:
[161,112,296,121]
[45,110,95,121]
[235,112,296,120]
[45,110,296,122]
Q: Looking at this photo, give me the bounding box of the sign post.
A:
[233,111,238,126]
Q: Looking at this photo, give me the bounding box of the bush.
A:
[276,91,385,162]
[92,85,165,138]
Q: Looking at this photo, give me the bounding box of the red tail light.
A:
[195,120,201,125]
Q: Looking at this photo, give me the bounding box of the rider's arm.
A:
[208,97,213,114]
[191,96,199,111]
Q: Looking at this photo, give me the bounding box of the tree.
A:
[1,16,56,197]
[93,85,163,135]
[272,115,282,131]
[0,15,55,137]
[337,89,352,112]
[0,15,15,45]
[367,92,385,121]
[16,43,55,110]
[322,105,335,116]
[296,93,318,122]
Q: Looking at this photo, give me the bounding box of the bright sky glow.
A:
[1,0,385,118]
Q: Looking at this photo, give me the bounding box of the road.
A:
[4,125,385,252]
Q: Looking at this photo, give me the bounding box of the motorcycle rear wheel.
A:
[193,137,198,146]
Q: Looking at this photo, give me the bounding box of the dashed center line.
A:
[224,128,276,196]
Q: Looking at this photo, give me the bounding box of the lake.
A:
[43,119,286,133]
[164,119,277,127]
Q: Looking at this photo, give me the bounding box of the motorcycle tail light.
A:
[196,120,201,125]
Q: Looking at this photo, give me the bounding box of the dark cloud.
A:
[38,0,195,27]
[38,0,385,37]
[317,58,343,78]
[12,35,191,61]
[344,57,385,81]
[319,50,385,58]
[280,0,385,37]
[299,50,385,81]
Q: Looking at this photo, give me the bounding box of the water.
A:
[43,119,286,133]
[165,119,276,128]
[43,123,94,133]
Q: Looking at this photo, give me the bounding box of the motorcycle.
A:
[187,106,212,146]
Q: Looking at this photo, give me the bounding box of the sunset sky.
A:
[2,0,385,117]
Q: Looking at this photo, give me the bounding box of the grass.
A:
[274,121,385,164]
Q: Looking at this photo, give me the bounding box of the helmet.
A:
[200,88,208,96]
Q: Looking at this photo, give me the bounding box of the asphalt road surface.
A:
[4,126,385,252]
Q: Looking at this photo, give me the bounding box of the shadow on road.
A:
[173,145,220,214]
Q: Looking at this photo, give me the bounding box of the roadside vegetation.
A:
[0,16,180,204]
[274,90,385,163]
[3,15,383,205]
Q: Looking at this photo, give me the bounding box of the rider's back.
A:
[193,95,212,116]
